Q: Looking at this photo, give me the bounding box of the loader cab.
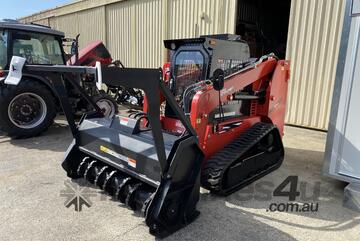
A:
[163,35,251,119]
[164,39,209,102]
[165,35,250,99]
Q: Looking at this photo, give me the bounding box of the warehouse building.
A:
[20,0,345,130]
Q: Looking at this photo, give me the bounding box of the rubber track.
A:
[201,122,279,194]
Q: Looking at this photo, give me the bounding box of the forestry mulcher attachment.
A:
[7,34,289,238]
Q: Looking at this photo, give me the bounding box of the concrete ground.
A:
[0,120,359,241]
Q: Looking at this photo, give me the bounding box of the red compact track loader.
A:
[6,34,290,238]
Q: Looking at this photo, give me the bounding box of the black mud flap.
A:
[61,140,85,179]
[145,136,203,238]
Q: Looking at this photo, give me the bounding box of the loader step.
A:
[201,122,284,195]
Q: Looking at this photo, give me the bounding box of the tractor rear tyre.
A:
[0,79,56,138]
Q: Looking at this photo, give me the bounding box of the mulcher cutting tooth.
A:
[94,166,109,187]
[125,183,143,210]
[77,157,90,176]
[141,193,155,216]
[83,160,97,180]
[105,172,127,196]
[101,170,117,191]
[115,177,132,203]
[84,161,102,184]
[118,181,136,204]
[131,188,154,214]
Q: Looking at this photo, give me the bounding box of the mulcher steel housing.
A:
[6,34,290,238]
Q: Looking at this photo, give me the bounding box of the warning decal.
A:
[100,145,136,168]
[120,117,129,126]
[128,158,137,168]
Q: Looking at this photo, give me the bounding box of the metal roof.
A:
[0,20,64,37]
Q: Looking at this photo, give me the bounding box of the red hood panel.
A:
[67,40,113,66]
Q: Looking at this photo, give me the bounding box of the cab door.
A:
[9,30,65,65]
[0,28,9,71]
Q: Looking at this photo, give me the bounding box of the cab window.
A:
[12,31,63,65]
[173,51,205,98]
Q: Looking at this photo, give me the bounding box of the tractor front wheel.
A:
[92,93,118,118]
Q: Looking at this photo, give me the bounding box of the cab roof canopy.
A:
[0,19,64,37]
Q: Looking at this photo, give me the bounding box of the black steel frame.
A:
[21,64,204,238]
[101,67,198,175]
[23,65,199,177]
[25,65,103,136]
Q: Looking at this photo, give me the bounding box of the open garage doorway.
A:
[236,0,291,58]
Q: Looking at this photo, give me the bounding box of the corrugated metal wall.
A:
[22,0,236,68]
[134,0,163,67]
[49,7,106,50]
[106,0,236,67]
[106,1,136,67]
[106,0,163,67]
[32,18,50,26]
[285,0,346,130]
[168,0,236,39]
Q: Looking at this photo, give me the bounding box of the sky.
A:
[1,0,73,19]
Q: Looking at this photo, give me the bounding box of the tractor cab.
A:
[0,20,66,74]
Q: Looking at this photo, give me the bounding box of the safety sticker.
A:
[128,158,137,168]
[120,117,129,126]
[100,146,128,162]
[100,146,136,168]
